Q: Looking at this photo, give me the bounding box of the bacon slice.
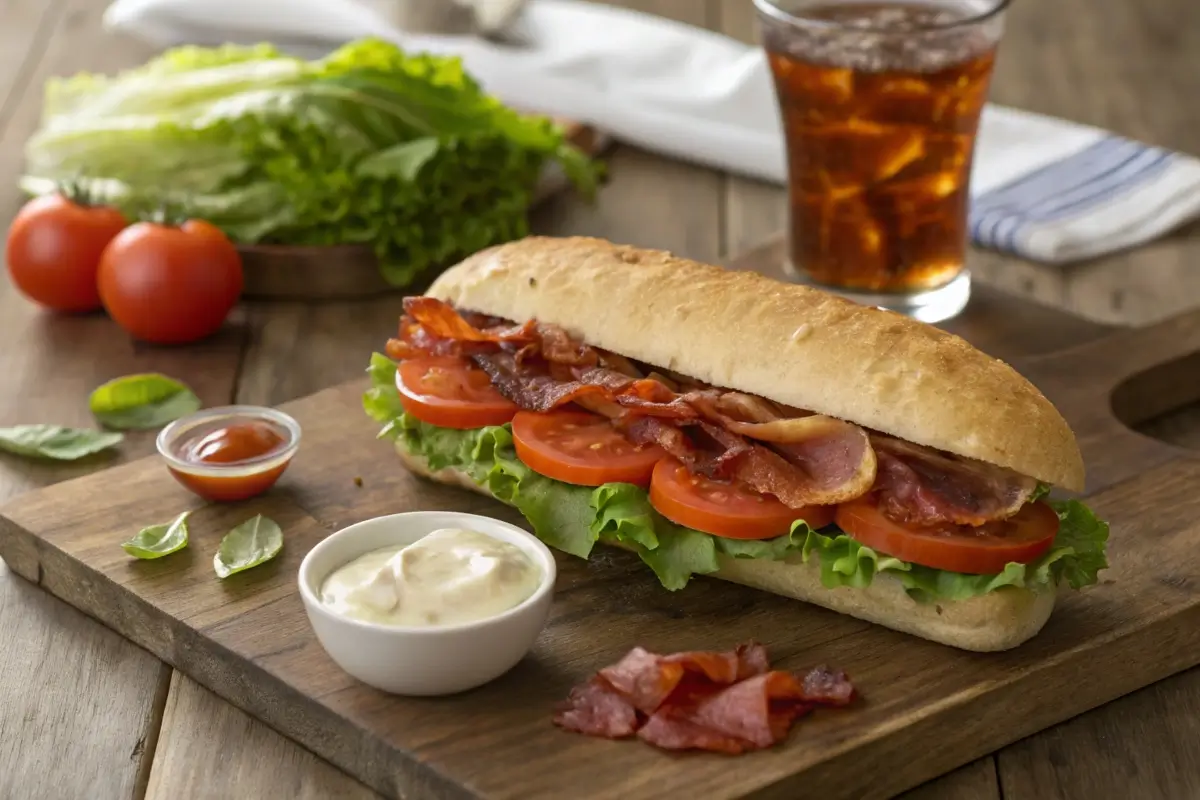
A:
[553,678,639,738]
[403,297,534,344]
[534,322,599,366]
[871,435,1038,526]
[471,352,611,412]
[635,710,754,755]
[597,642,771,715]
[554,642,856,755]
[386,300,536,360]
[687,391,877,507]
[473,354,700,419]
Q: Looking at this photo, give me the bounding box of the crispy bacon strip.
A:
[687,392,878,507]
[871,435,1038,526]
[535,323,599,366]
[554,642,856,755]
[403,297,534,343]
[471,353,610,412]
[473,354,700,419]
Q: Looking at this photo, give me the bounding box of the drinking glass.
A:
[754,0,1010,322]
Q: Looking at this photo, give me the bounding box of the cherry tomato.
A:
[396,357,519,429]
[511,410,665,487]
[97,220,243,344]
[181,421,286,465]
[5,193,127,312]
[649,458,835,539]
[835,498,1060,574]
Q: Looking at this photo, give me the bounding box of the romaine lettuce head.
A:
[23,39,600,288]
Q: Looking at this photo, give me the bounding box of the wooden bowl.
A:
[237,122,611,301]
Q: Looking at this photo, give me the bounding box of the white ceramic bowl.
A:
[297,511,557,696]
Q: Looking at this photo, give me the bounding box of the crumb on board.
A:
[353,476,363,487]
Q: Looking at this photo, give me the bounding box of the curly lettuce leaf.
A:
[788,509,1106,603]
[364,354,1109,600]
[24,39,600,289]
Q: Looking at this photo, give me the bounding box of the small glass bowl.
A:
[155,405,302,502]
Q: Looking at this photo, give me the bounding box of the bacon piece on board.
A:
[553,642,856,755]
[552,678,639,739]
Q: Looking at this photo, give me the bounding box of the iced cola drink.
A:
[756,0,1008,321]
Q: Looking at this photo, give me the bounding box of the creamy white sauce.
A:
[319,528,541,627]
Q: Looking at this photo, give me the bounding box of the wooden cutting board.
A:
[1,241,1198,800]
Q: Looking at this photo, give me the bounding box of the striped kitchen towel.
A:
[103,0,1200,265]
[969,106,1200,264]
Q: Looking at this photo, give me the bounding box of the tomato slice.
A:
[649,458,836,540]
[511,410,665,487]
[835,498,1060,574]
[396,357,518,430]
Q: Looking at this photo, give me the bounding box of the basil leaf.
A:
[122,512,190,559]
[90,373,202,430]
[0,425,123,460]
[213,514,283,579]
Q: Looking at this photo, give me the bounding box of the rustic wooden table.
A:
[1,1,1198,798]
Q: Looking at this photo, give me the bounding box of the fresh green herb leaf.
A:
[0,425,123,460]
[89,373,201,430]
[121,512,190,559]
[213,514,283,579]
[1030,482,1052,502]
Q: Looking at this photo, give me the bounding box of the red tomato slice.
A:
[835,498,1060,574]
[649,458,835,539]
[511,410,665,487]
[396,357,518,429]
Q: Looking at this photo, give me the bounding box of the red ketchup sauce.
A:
[161,411,298,502]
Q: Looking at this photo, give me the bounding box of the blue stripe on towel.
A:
[970,138,1138,247]
[969,137,1173,253]
[972,137,1127,213]
[1023,150,1172,222]
[999,149,1172,253]
[986,144,1153,248]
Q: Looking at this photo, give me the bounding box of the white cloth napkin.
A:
[103,0,1200,265]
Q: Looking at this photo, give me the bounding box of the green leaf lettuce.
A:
[23,39,601,288]
[364,354,1109,600]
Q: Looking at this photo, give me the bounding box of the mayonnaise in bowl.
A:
[319,528,543,628]
[297,511,557,696]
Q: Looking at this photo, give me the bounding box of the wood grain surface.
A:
[144,672,376,800]
[0,0,1198,798]
[2,305,1199,800]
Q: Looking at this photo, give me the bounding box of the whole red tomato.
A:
[5,193,127,313]
[98,220,243,345]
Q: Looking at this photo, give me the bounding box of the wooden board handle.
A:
[1017,309,1200,495]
